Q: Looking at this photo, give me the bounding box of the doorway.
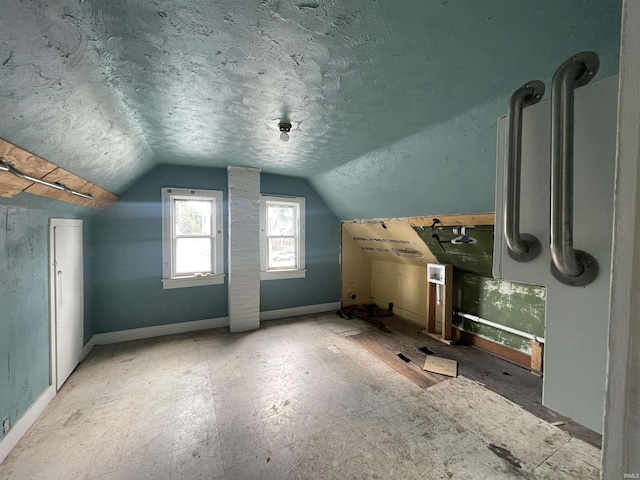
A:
[49,219,84,391]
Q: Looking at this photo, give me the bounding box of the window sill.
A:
[260,269,307,281]
[162,274,225,289]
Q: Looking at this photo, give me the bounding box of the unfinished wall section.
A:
[371,260,428,326]
[341,226,372,307]
[342,220,436,326]
[414,222,546,355]
[341,215,546,356]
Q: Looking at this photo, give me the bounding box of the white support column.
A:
[227,166,261,333]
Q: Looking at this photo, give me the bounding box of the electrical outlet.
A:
[3,418,10,434]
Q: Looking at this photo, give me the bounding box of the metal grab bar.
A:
[0,157,94,200]
[505,80,545,261]
[550,52,599,286]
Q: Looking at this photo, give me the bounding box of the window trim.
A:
[260,195,306,280]
[161,187,225,289]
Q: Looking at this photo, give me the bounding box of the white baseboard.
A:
[81,336,96,361]
[260,302,341,321]
[92,316,230,346]
[86,305,341,349]
[0,385,55,465]
[0,305,339,464]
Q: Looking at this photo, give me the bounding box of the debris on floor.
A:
[423,355,458,377]
[336,304,393,332]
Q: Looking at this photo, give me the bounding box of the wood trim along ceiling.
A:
[0,139,118,210]
[409,213,495,227]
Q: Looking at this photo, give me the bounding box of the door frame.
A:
[49,218,84,391]
[602,0,640,476]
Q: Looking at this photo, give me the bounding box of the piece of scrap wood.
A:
[423,355,458,377]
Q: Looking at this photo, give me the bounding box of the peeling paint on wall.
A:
[454,273,546,354]
[0,205,50,441]
[413,225,546,353]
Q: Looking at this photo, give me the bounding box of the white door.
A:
[50,219,84,390]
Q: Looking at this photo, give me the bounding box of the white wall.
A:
[602,0,640,476]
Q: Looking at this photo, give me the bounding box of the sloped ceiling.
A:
[0,1,621,217]
[343,220,438,267]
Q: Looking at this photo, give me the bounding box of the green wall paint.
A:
[414,225,545,353]
[0,194,94,441]
[260,173,340,312]
[454,273,546,354]
[416,226,494,277]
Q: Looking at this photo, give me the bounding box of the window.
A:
[260,195,305,280]
[161,188,224,289]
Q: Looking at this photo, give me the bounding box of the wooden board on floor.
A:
[350,314,602,448]
[347,330,444,389]
[455,328,532,369]
[423,355,458,377]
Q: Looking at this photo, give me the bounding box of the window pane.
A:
[175,238,211,274]
[268,237,296,269]
[175,200,212,236]
[267,204,295,236]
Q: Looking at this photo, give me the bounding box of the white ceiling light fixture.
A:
[279,122,291,142]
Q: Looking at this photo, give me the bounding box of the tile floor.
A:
[0,313,601,479]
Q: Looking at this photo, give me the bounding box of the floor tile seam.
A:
[528,434,579,472]
[563,437,603,470]
[220,443,274,471]
[116,449,173,472]
[348,419,403,448]
[307,433,351,471]
[121,422,177,458]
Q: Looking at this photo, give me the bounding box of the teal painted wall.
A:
[92,166,341,334]
[260,173,340,312]
[92,165,228,334]
[311,2,621,220]
[0,193,94,441]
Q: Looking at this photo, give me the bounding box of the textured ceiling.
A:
[0,0,622,201]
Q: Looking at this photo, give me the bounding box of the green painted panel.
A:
[453,273,546,353]
[413,225,545,354]
[414,226,494,277]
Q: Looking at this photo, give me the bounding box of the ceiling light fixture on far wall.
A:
[279,122,291,142]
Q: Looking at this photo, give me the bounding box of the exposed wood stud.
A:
[0,138,118,210]
[409,213,495,227]
[530,340,544,376]
[423,263,454,344]
[455,328,532,369]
